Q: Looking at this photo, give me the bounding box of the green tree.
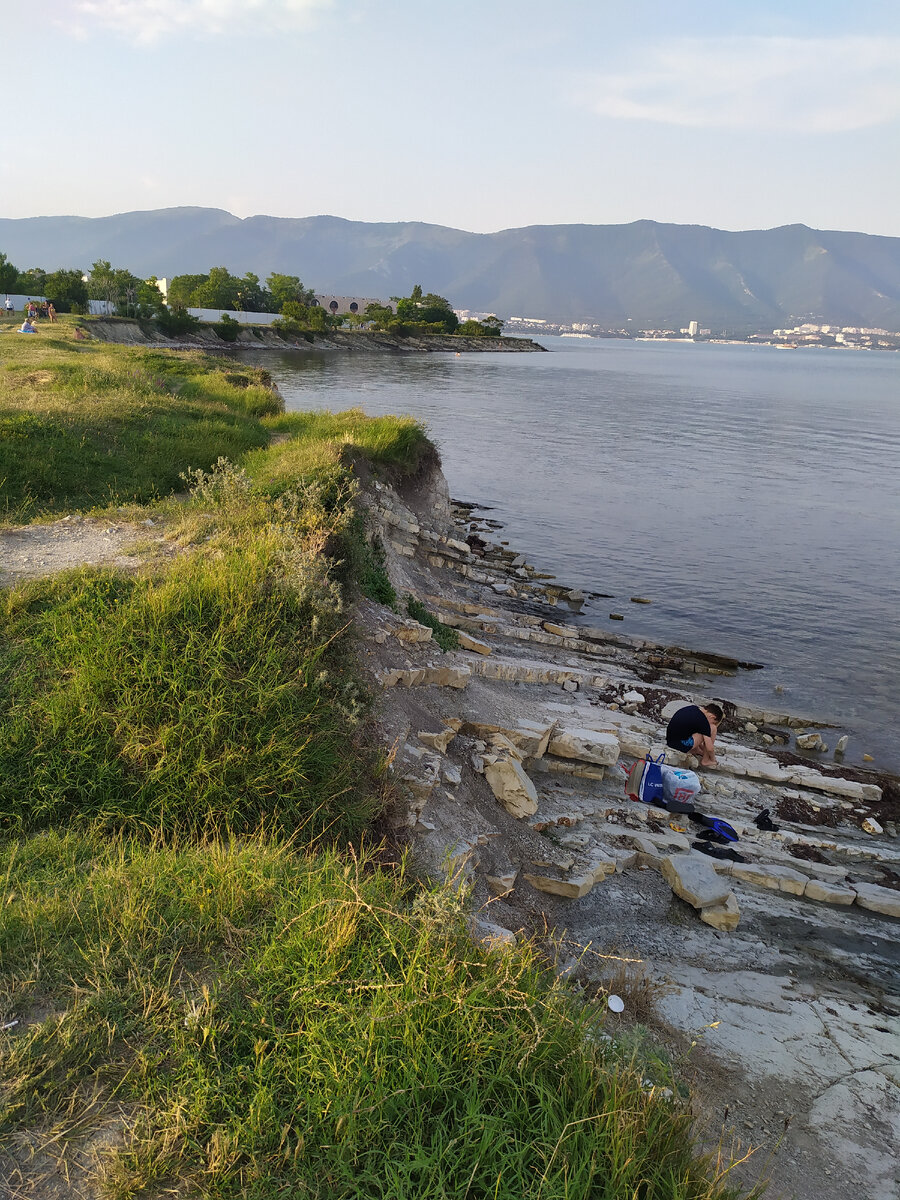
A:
[43,269,89,313]
[392,284,459,333]
[0,252,18,293]
[137,277,165,313]
[17,267,47,296]
[190,266,243,311]
[267,273,316,312]
[88,260,144,315]
[234,272,273,313]
[481,314,504,336]
[166,274,208,308]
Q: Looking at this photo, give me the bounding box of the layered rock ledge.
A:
[357,460,900,1200]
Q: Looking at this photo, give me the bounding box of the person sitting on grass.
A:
[18,318,37,333]
[665,702,723,767]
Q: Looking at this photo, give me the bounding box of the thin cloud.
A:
[578,36,900,132]
[69,0,334,43]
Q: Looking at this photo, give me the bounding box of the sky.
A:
[4,0,900,236]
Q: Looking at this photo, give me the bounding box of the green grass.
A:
[0,325,278,519]
[0,833,751,1200]
[0,334,757,1199]
[0,469,376,840]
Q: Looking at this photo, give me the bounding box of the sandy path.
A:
[0,516,150,586]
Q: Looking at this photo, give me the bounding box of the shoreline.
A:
[81,318,546,354]
[360,456,899,1200]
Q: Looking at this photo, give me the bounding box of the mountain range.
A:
[2,208,899,331]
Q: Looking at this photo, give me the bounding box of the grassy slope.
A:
[0,323,752,1199]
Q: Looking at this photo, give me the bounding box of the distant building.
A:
[688,320,699,337]
[313,294,394,316]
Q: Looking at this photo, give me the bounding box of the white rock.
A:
[834,735,849,754]
[804,879,856,905]
[547,728,620,766]
[861,817,883,835]
[623,690,645,704]
[485,871,518,895]
[796,732,826,752]
[483,758,539,818]
[471,917,517,951]
[854,882,900,918]
[661,855,732,909]
[562,679,579,692]
[661,701,691,721]
[457,630,492,655]
[731,862,809,895]
[700,892,740,932]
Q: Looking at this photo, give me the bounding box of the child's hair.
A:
[705,702,724,723]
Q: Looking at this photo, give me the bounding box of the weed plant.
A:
[406,595,459,651]
[0,833,751,1200]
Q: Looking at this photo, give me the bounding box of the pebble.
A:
[609,613,624,621]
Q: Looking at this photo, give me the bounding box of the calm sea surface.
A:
[246,338,900,773]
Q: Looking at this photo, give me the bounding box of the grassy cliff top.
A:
[0,324,751,1199]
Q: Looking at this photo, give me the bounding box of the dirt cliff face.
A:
[84,319,545,354]
[358,460,900,1200]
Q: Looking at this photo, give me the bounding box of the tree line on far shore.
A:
[1,251,504,338]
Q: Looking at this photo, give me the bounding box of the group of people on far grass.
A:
[4,295,57,333]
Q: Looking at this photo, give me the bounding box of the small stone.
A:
[744,722,758,733]
[485,871,518,895]
[762,734,774,744]
[609,613,625,621]
[629,596,652,604]
[700,892,740,932]
[834,735,849,755]
[863,753,875,762]
[562,679,579,693]
[861,817,883,835]
[796,732,826,752]
[623,690,645,704]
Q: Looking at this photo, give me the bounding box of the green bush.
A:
[156,305,200,336]
[406,595,459,651]
[213,312,241,342]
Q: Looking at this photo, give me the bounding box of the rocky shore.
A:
[83,318,545,354]
[358,459,900,1200]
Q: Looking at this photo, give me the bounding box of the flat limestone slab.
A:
[661,854,732,909]
[547,727,620,766]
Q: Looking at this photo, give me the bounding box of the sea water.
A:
[246,338,900,772]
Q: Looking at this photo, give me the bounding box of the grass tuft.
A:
[406,595,459,652]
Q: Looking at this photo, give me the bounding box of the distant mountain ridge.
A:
[2,208,900,331]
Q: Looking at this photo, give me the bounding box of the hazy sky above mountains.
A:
[6,0,900,236]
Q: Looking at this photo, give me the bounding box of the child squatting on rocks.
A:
[665,702,724,768]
